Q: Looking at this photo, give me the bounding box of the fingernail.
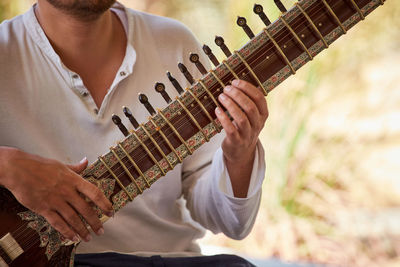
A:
[80,157,87,164]
[96,228,104,236]
[106,211,114,217]
[215,107,222,114]
[232,79,240,86]
[72,236,80,243]
[85,234,92,242]
[224,86,232,92]
[219,94,227,101]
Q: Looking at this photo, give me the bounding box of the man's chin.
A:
[46,0,117,20]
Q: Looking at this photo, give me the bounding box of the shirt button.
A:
[72,74,79,79]
[120,71,126,76]
[94,108,99,114]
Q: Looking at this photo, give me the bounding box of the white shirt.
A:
[0,3,266,255]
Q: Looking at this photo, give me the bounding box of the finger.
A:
[76,179,113,215]
[223,86,260,128]
[218,93,251,136]
[231,79,269,116]
[56,201,92,242]
[43,210,79,242]
[215,107,240,142]
[68,192,104,237]
[67,157,88,174]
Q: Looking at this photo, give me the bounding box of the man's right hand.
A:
[0,147,113,242]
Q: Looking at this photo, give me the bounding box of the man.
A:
[0,0,268,266]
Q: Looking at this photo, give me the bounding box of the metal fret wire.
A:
[198,80,221,108]
[235,51,269,95]
[99,156,133,201]
[9,1,374,255]
[222,60,240,80]
[141,125,174,170]
[296,3,329,48]
[118,143,150,188]
[349,0,365,19]
[186,87,220,132]
[158,108,193,154]
[280,16,313,60]
[110,148,143,193]
[149,118,183,163]
[321,0,347,33]
[132,129,166,176]
[176,97,209,141]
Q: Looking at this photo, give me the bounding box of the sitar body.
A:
[0,187,74,267]
[0,0,387,266]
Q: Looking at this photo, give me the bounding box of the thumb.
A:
[67,157,88,174]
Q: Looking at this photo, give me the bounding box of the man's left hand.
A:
[215,79,268,197]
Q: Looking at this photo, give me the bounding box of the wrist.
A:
[0,146,21,188]
[223,143,257,167]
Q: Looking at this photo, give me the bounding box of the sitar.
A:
[0,0,388,266]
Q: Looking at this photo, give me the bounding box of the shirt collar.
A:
[22,2,137,117]
[22,2,136,82]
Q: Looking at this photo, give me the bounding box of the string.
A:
[7,0,358,255]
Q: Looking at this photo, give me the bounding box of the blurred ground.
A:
[2,1,399,266]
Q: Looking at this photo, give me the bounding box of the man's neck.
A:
[34,0,127,108]
[35,1,115,66]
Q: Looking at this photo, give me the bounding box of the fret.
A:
[280,16,313,60]
[158,109,193,155]
[149,118,183,163]
[118,143,150,188]
[198,80,221,109]
[321,0,347,34]
[263,28,296,74]
[296,3,329,49]
[349,0,365,20]
[132,129,166,176]
[186,87,220,132]
[210,70,226,90]
[99,156,133,201]
[235,51,268,96]
[222,60,240,80]
[176,97,209,141]
[110,147,143,194]
[141,125,174,170]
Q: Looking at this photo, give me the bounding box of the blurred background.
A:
[1,0,399,266]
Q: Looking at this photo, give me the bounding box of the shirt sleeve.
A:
[182,131,266,240]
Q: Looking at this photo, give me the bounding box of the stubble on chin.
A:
[45,0,117,21]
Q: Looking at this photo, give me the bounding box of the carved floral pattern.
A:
[17,211,66,260]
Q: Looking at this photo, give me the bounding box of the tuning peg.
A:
[237,16,255,39]
[253,4,271,26]
[203,45,220,67]
[178,62,195,85]
[138,93,156,116]
[112,114,129,137]
[189,53,207,75]
[155,82,172,104]
[274,0,287,13]
[215,36,232,57]
[167,71,184,94]
[123,106,139,129]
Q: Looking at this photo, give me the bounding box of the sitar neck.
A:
[81,0,385,213]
